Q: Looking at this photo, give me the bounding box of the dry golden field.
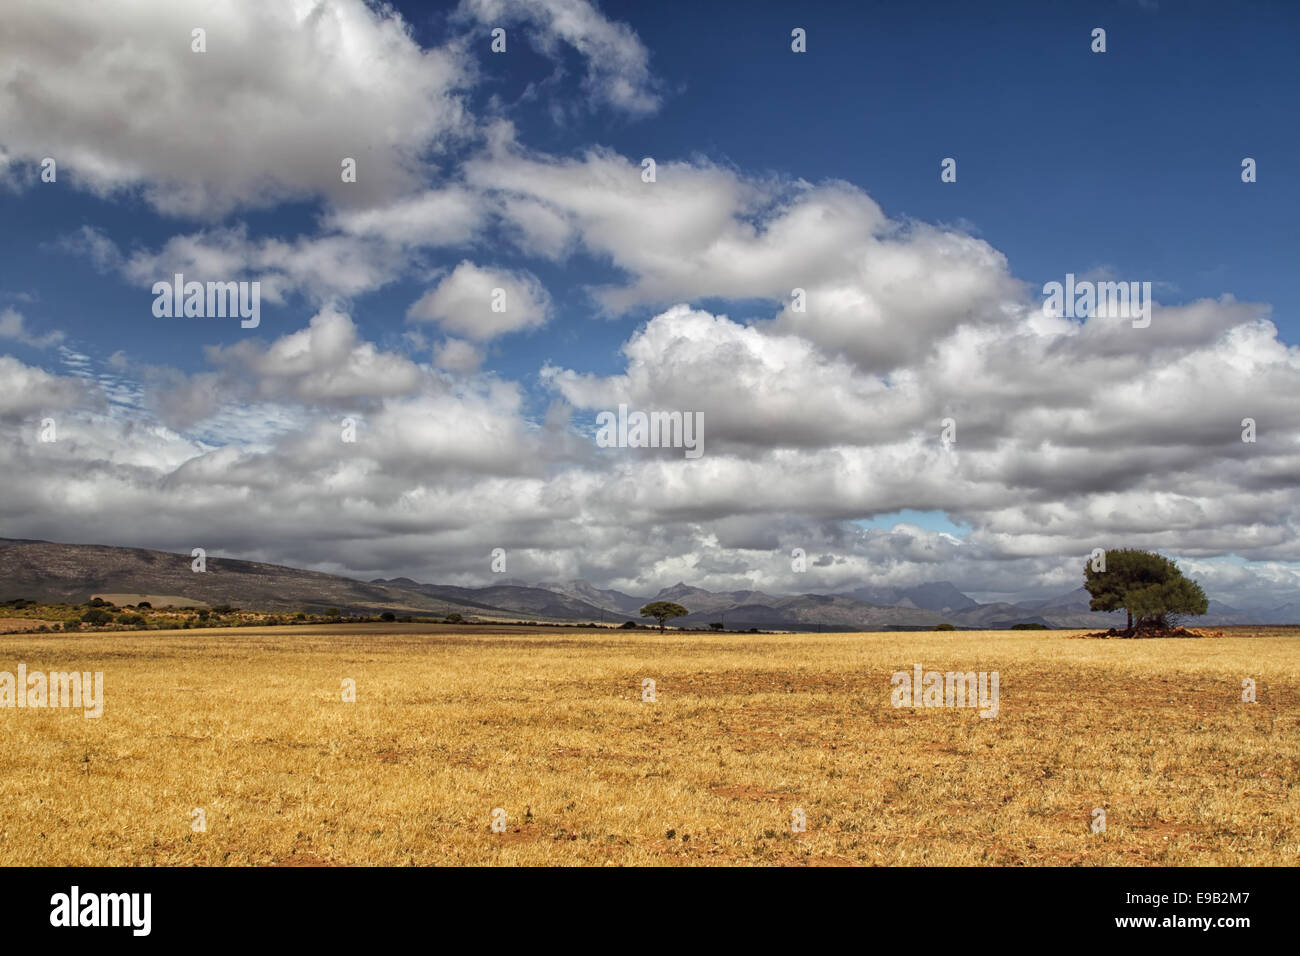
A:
[0,624,1296,866]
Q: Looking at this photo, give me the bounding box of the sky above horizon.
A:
[1,0,1298,609]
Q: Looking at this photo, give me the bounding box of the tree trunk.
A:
[1126,609,1132,634]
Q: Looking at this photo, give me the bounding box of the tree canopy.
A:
[639,601,689,632]
[1083,548,1208,633]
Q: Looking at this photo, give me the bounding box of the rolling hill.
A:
[0,538,478,617]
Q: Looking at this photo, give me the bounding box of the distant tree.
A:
[80,608,111,626]
[1011,622,1049,630]
[639,602,689,632]
[379,611,396,622]
[294,612,307,621]
[444,613,464,624]
[709,621,725,631]
[325,607,341,619]
[932,622,957,631]
[197,609,210,621]
[137,601,152,609]
[1084,549,1209,634]
[88,597,107,608]
[620,620,638,629]
[117,613,146,627]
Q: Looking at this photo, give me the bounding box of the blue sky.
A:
[1,0,1298,608]
[5,0,1294,378]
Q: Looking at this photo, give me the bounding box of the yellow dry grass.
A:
[0,624,1295,866]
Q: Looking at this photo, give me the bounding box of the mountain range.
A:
[1,537,1296,629]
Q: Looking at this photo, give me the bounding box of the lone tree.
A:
[1083,548,1208,634]
[639,601,688,632]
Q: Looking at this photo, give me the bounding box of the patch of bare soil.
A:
[274,853,338,866]
[708,784,801,801]
[1080,624,1224,639]
[490,825,546,846]
[0,618,57,633]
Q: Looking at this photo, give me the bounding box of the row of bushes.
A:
[10,599,780,634]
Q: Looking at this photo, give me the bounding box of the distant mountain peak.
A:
[655,582,702,598]
[843,580,978,612]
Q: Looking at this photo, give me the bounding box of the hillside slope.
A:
[0,538,476,616]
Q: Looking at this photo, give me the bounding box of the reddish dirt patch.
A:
[274,853,338,866]
[490,825,545,846]
[1131,820,1209,839]
[547,746,650,763]
[778,853,859,867]
[708,784,801,801]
